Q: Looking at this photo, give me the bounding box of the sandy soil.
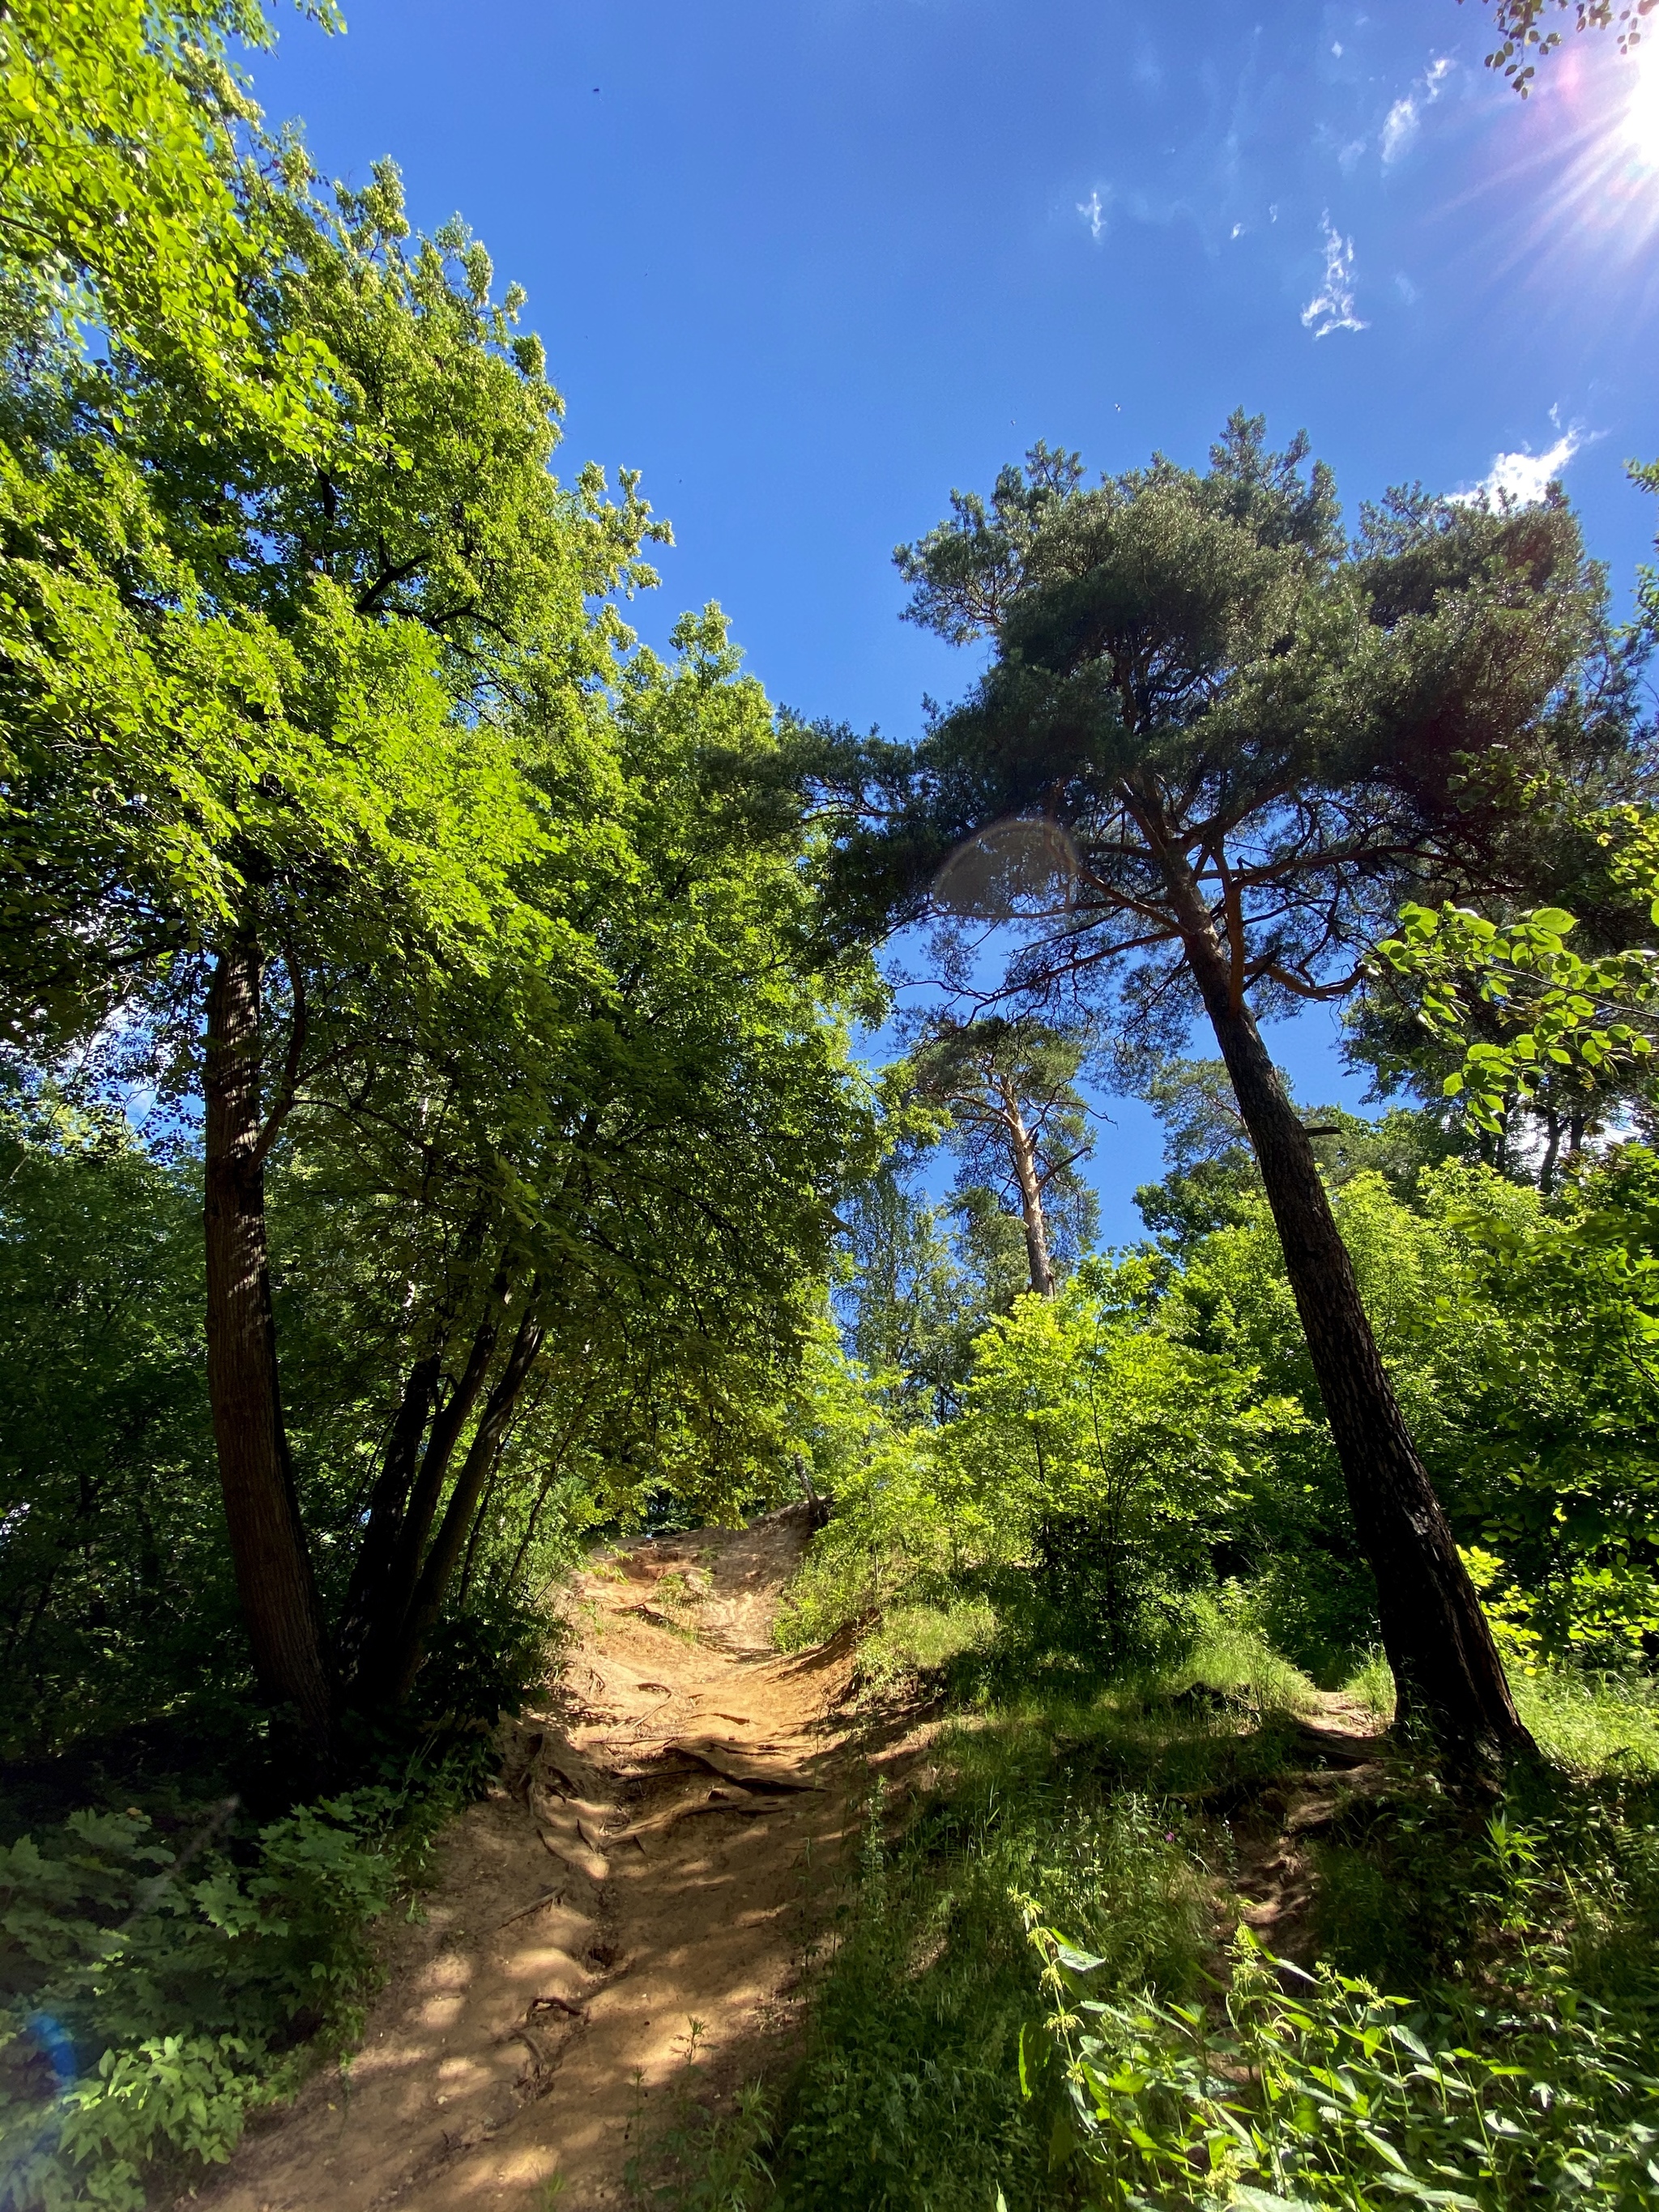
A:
[198,1504,869,2212]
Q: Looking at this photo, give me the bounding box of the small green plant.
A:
[625,2020,774,2212]
[633,2082,774,2212]
[1026,1916,1659,2209]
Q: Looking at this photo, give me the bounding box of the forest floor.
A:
[198,1504,934,2212]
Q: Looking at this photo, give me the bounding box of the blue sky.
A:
[254,1,1659,1238]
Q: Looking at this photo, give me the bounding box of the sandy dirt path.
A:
[201,1504,868,2212]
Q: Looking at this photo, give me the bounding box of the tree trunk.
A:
[334,1347,442,1677]
[347,1275,511,1701]
[203,937,335,1750]
[1538,1109,1563,1196]
[1147,843,1529,1762]
[386,1301,548,1703]
[1000,1080,1056,1296]
[337,1214,488,1673]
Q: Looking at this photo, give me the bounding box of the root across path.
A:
[203,1505,864,2211]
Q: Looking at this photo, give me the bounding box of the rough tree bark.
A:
[1141,818,1529,1759]
[203,937,335,1750]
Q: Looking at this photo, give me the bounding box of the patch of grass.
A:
[744,1643,1343,2212]
[1166,1591,1320,1718]
[857,1598,996,1686]
[747,1540,1659,2211]
[1307,1831,1442,1988]
[1335,1650,1659,1777]
[1516,1667,1659,1776]
[760,1763,1206,2212]
[1340,1645,1397,1720]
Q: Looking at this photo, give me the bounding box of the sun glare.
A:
[1517,35,1659,279]
[1623,44,1659,169]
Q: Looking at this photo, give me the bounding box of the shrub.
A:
[1027,1919,1659,2210]
[0,1763,467,2210]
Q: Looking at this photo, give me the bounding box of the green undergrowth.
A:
[854,1597,999,1686]
[1030,1913,1659,2209]
[662,1600,1659,2211]
[1340,1650,1659,1778]
[0,1733,495,2212]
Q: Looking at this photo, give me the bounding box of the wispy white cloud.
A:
[1301,213,1367,338]
[1382,54,1453,166]
[1461,421,1585,505]
[1077,188,1107,241]
[1381,97,1418,164]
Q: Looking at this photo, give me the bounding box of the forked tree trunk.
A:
[385,1301,548,1703]
[1000,1078,1057,1297]
[335,1346,443,1677]
[203,938,335,1750]
[1149,841,1529,1762]
[347,1276,511,1703]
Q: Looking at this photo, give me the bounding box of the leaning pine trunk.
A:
[203,938,335,1751]
[1147,835,1529,1762]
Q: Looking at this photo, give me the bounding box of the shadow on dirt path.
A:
[201,1504,867,2211]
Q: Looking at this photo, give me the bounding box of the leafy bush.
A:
[0,1766,467,2210]
[1027,1919,1659,2209]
